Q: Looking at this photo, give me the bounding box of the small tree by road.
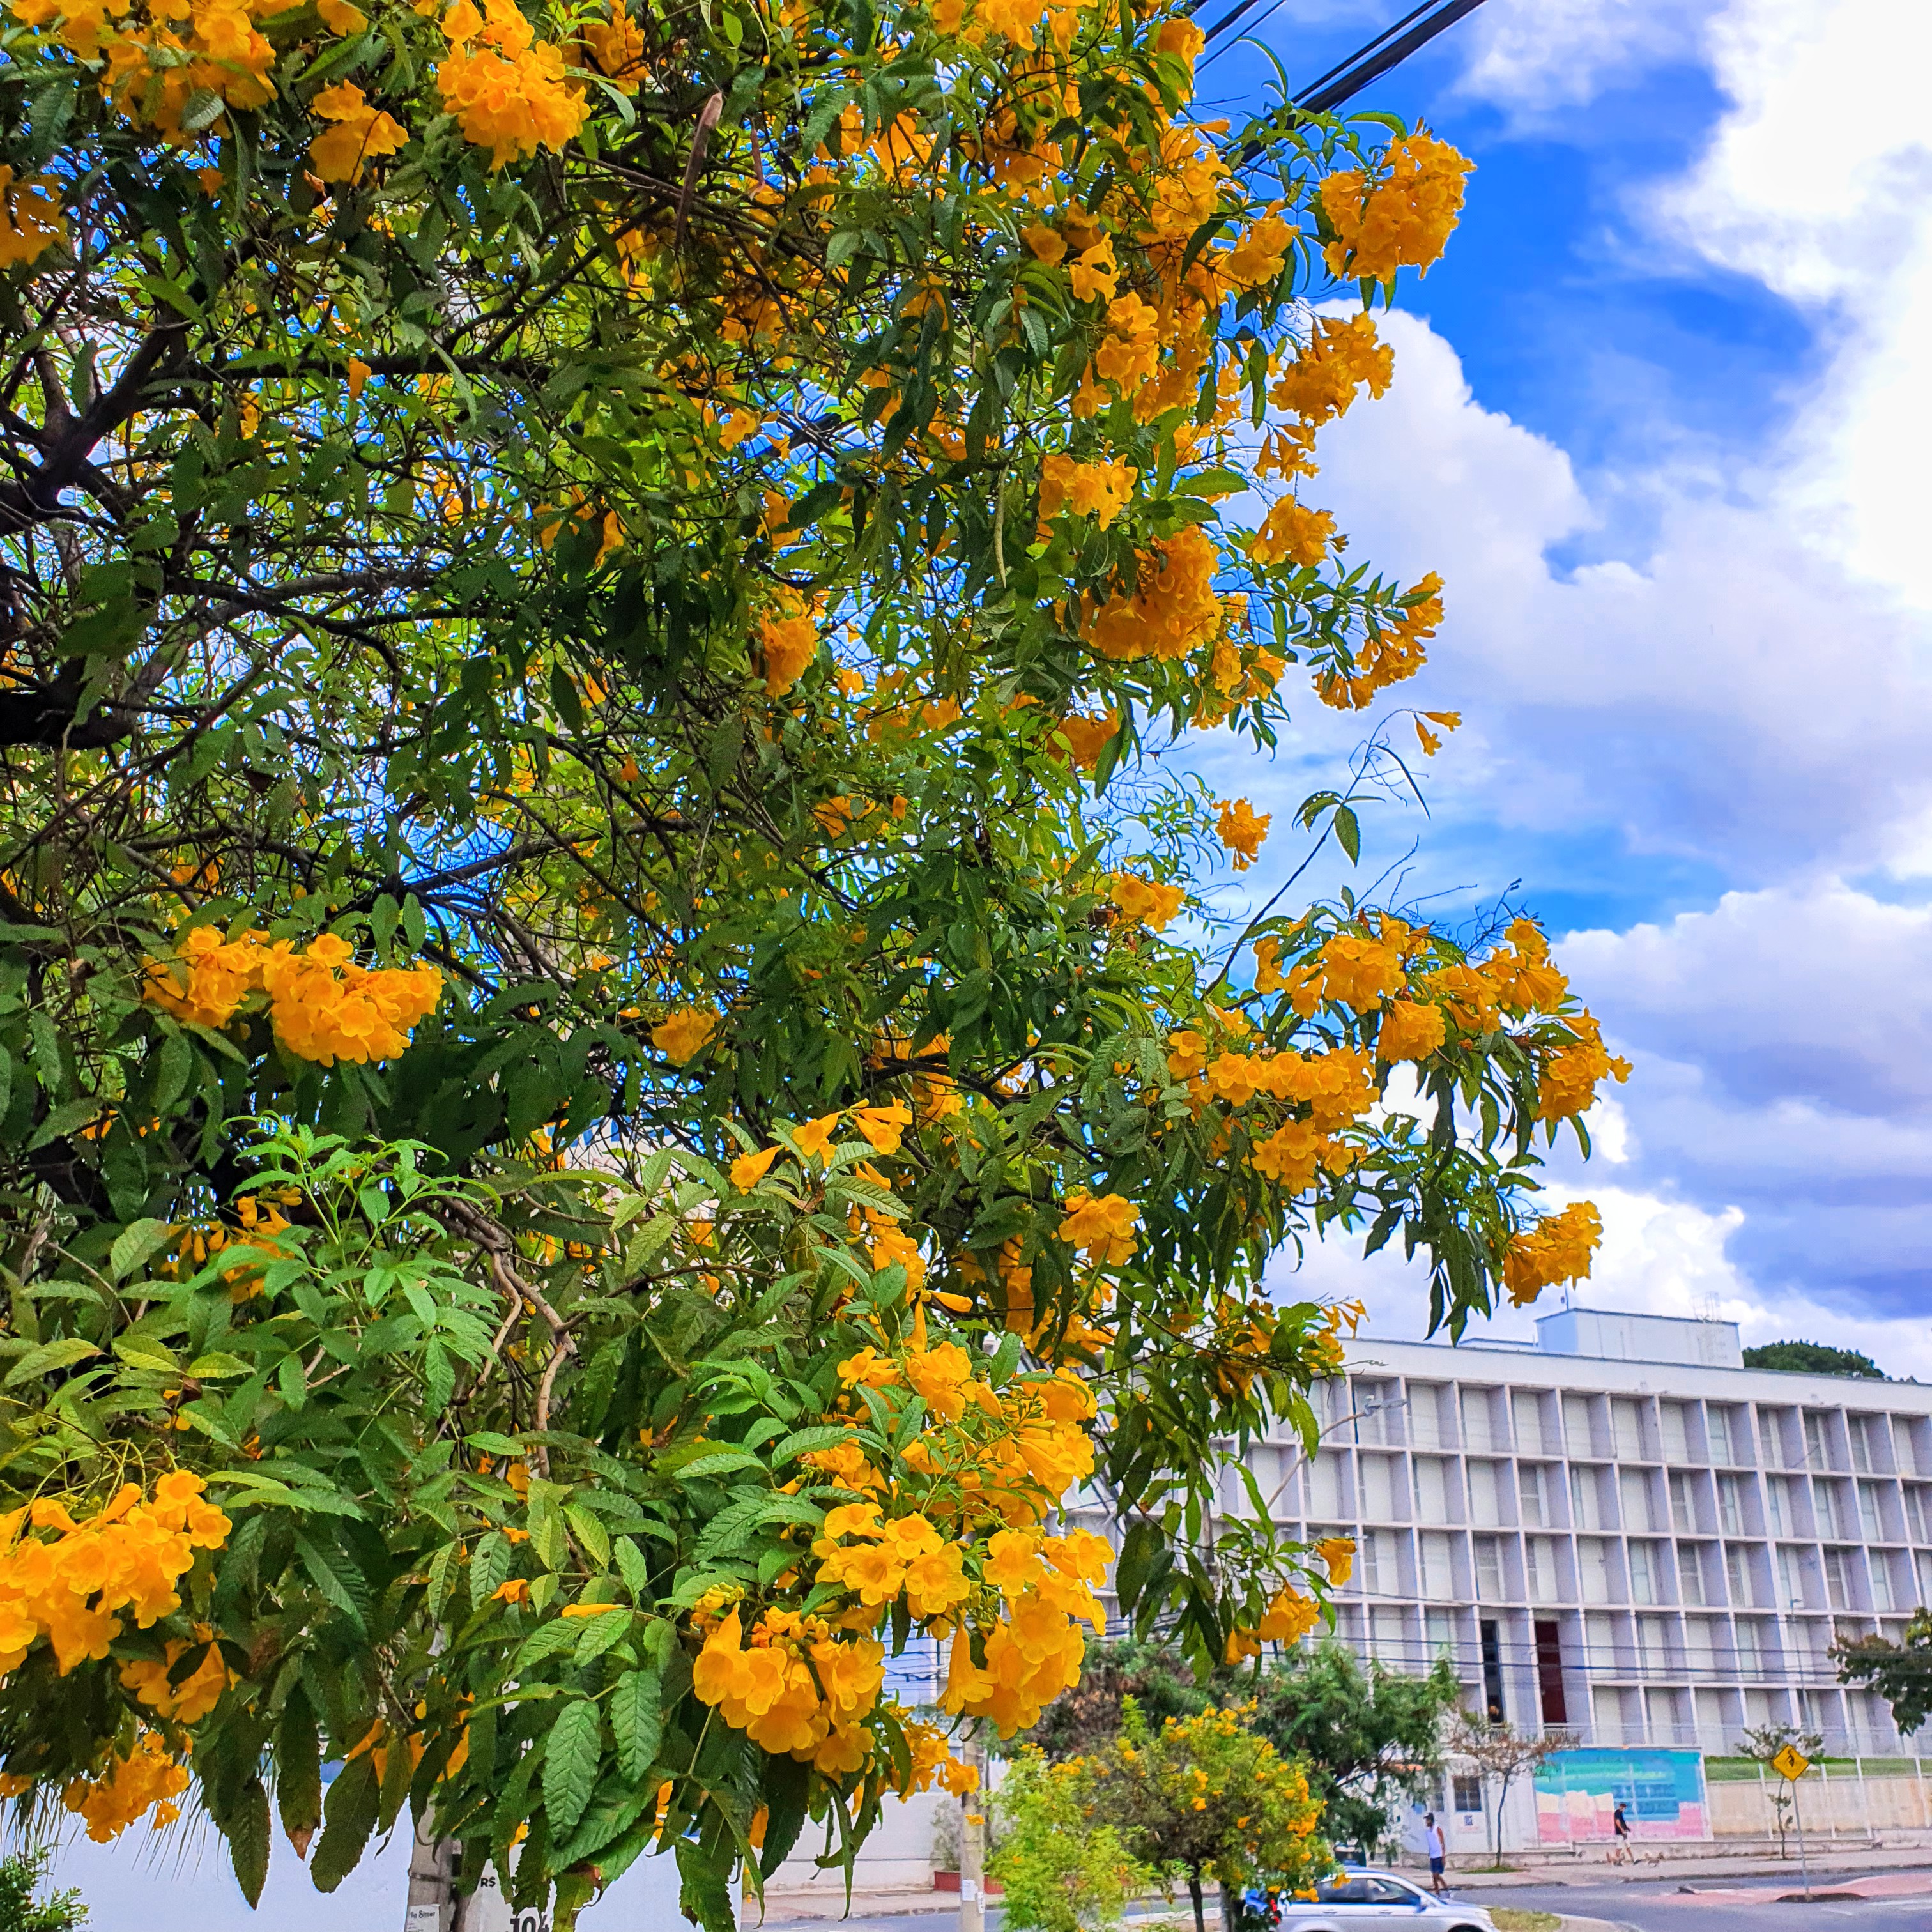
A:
[1737,1722,1825,1859]
[1445,1714,1559,1869]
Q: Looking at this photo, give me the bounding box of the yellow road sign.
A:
[1771,1744,1811,1781]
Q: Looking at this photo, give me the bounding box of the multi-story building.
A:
[1245,1308,1932,1759]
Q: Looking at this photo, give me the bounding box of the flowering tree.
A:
[0,0,1627,1919]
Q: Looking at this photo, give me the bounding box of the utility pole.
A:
[958,1719,989,1932]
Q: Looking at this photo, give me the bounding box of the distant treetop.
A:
[1743,1340,1885,1380]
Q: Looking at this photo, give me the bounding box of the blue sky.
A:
[1183,0,1932,1376]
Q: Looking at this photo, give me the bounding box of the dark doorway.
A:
[1534,1619,1568,1726]
[1480,1618,1505,1721]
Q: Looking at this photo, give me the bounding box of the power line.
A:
[1198,0,1492,104]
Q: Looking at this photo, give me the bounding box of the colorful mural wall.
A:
[1533,1747,1710,1843]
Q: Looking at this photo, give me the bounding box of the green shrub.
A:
[991,1750,1156,1932]
[0,1851,87,1932]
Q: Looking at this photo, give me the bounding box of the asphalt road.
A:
[1478,1878,1932,1932]
[759,1875,1932,1932]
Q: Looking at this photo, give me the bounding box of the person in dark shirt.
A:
[1609,1800,1632,1865]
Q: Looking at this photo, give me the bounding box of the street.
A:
[757,1869,1932,1932]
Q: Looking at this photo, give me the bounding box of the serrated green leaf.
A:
[110,1217,174,1281]
[542,1698,602,1837]
[611,1667,663,1783]
[572,1607,634,1666]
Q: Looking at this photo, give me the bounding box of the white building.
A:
[1247,1310,1932,1759]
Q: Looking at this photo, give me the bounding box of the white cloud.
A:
[1455,0,1716,116]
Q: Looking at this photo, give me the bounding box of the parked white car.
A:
[1276,1868,1498,1932]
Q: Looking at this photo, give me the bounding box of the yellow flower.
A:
[1320,130,1474,283]
[730,1145,781,1190]
[1315,1537,1354,1586]
[851,1101,912,1154]
[308,81,410,185]
[789,1112,841,1160]
[1214,799,1271,870]
[650,1007,717,1066]
[0,167,66,269]
[1107,873,1184,931]
[1020,223,1066,264]
[1057,1191,1138,1268]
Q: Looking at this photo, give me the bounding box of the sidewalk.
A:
[1438,1841,1932,1890]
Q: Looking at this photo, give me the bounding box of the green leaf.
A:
[542,1698,603,1837]
[114,1334,181,1374]
[275,1685,323,1848]
[310,1754,379,1893]
[111,1217,174,1281]
[1333,803,1361,864]
[769,1423,851,1465]
[471,1530,511,1607]
[564,1503,612,1568]
[187,1351,252,1379]
[572,1607,634,1666]
[229,1775,272,1906]
[611,1667,663,1784]
[3,1337,100,1386]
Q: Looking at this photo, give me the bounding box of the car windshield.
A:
[1312,1875,1416,1905]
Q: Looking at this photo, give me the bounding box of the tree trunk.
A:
[1188,1868,1206,1932]
[959,1721,988,1932]
[1220,1878,1239,1931]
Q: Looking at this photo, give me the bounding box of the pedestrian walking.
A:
[1423,1813,1447,1894]
[1608,1800,1632,1865]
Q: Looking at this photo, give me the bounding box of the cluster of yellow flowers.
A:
[693,1602,889,1768]
[144,928,442,1066]
[1501,1200,1604,1307]
[0,165,65,268]
[308,80,408,185]
[1037,453,1138,530]
[1056,1191,1139,1268]
[1320,571,1445,709]
[650,1006,718,1066]
[1321,130,1475,284]
[1225,1538,1353,1660]
[1249,499,1335,569]
[1215,799,1271,870]
[1086,525,1223,663]
[435,0,588,169]
[166,1191,294,1303]
[939,1526,1110,1734]
[1107,872,1185,930]
[0,1471,230,1680]
[57,1729,190,1842]
[760,593,820,696]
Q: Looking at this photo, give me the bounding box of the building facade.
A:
[1236,1310,1932,1759]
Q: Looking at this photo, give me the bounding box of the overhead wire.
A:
[1195,0,1492,100]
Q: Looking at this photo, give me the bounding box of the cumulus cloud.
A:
[1455,0,1719,116]
[1238,1,1932,1371]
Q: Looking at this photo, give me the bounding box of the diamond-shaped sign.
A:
[1770,1744,1811,1781]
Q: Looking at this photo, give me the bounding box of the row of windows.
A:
[1288,1521,1932,1613]
[1265,1447,1932,1542]
[1331,1376,1932,1475]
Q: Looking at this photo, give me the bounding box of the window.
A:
[1637,1614,1670,1676]
[1684,1618,1718,1676]
[1678,1543,1707,1607]
[1629,1540,1659,1605]
[1726,1544,1756,1607]
[1356,1380,1399,1445]
[1420,1531,1455,1600]
[1621,1469,1658,1533]
[1612,1399,1646,1462]
[1850,1413,1878,1473]
[1895,1417,1924,1478]
[1414,1457,1450,1523]
[1767,1476,1794,1538]
[1361,1529,1399,1595]
[1708,1406,1737,1465]
[1718,1475,1745,1537]
[1360,1454,1400,1522]
[1669,1471,1696,1533]
[1735,1619,1766,1677]
[1474,1535,1503,1602]
[1308,1452,1347,1518]
[1371,1606,1406,1655]
[1779,1544,1807,1609]
[1815,1482,1843,1541]
[1660,1401,1691,1464]
[1920,1552,1932,1604]
[1410,1384,1451,1450]
[1519,1464,1547,1528]
[1908,1486,1932,1545]
[1526,1537,1559,1604]
[1871,1551,1897,1614]
[1468,1461,1503,1527]
[1452,1774,1483,1814]
[1579,1538,1611,1604]
[1426,1607,1456,1655]
[1858,1481,1885,1544]
[1805,1411,1833,1469]
[1823,1547,1851,1611]
[1563,1394,1596,1457]
[1572,1466,1606,1531]
[1461,1388,1499,1451]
